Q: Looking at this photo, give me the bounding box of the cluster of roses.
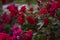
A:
[0,0,60,40]
[0,25,33,40]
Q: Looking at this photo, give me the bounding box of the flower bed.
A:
[0,0,60,40]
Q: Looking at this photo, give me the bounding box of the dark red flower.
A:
[37,0,41,6]
[27,16,38,24]
[24,30,33,40]
[0,34,4,40]
[8,0,12,2]
[37,6,40,10]
[39,8,47,15]
[49,12,55,17]
[12,25,19,31]
[43,18,49,26]
[46,2,52,10]
[57,15,60,21]
[20,6,26,12]
[34,18,38,24]
[29,7,33,12]
[9,12,17,17]
[7,5,18,13]
[18,14,25,24]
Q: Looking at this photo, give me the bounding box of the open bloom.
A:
[7,4,18,13]
[27,16,38,24]
[24,30,33,40]
[46,2,52,10]
[20,6,26,12]
[18,14,25,25]
[29,7,33,12]
[37,0,41,6]
[9,11,17,17]
[0,33,13,40]
[39,8,47,15]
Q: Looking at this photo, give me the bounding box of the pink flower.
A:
[49,1,58,12]
[49,12,55,17]
[57,0,60,8]
[46,2,52,10]
[39,8,47,15]
[0,33,13,40]
[1,12,12,24]
[12,25,19,31]
[18,14,25,24]
[24,30,33,40]
[1,12,7,20]
[20,6,26,12]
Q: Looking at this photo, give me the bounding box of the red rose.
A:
[46,2,52,10]
[24,30,33,40]
[27,16,38,24]
[37,6,40,10]
[18,14,25,24]
[43,18,49,26]
[1,12,7,20]
[37,0,41,6]
[9,12,17,17]
[7,5,18,13]
[29,7,33,12]
[39,8,47,15]
[20,6,26,12]
[49,12,54,17]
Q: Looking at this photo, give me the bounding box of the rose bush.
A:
[0,0,60,40]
